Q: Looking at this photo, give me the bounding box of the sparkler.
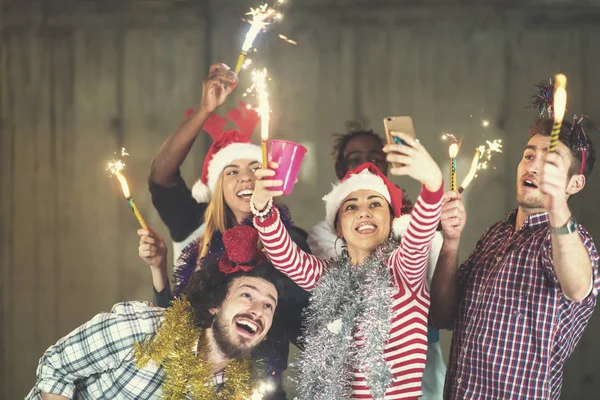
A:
[449,143,459,191]
[458,139,503,193]
[443,134,460,191]
[549,74,567,152]
[252,68,270,168]
[236,4,278,73]
[248,379,277,400]
[107,148,148,229]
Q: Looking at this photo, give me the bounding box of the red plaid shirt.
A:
[445,210,600,400]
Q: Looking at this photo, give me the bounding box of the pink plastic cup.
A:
[268,139,307,195]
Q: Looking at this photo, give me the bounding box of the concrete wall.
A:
[2,1,600,398]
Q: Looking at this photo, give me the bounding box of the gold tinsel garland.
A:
[135,297,254,399]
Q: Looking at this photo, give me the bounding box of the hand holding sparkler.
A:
[199,64,238,114]
[549,74,567,152]
[138,229,168,270]
[439,191,467,242]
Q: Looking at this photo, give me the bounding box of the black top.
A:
[149,172,310,400]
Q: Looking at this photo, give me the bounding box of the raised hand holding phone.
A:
[383,116,417,165]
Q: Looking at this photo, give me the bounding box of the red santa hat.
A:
[322,162,407,236]
[189,102,262,203]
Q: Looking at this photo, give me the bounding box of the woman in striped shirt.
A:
[251,132,444,399]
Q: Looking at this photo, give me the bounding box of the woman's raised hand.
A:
[199,63,238,114]
[137,228,168,269]
[383,131,443,192]
[251,161,285,212]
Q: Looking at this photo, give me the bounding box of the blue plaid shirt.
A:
[26,301,224,399]
[445,210,600,400]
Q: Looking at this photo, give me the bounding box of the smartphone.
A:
[383,116,416,146]
[383,116,417,168]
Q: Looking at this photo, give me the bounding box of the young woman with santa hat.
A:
[141,63,310,399]
[251,131,444,399]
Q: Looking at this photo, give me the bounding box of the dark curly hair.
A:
[529,118,596,179]
[333,129,386,180]
[182,256,284,329]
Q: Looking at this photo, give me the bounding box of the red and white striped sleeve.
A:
[389,184,444,290]
[254,207,328,291]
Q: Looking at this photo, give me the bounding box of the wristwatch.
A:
[549,216,579,235]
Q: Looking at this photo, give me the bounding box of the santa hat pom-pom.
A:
[392,214,411,237]
[191,179,212,203]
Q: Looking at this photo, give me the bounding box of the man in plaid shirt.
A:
[431,118,599,399]
[26,226,281,400]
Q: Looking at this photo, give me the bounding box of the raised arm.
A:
[383,131,444,289]
[251,163,327,291]
[138,228,170,300]
[254,207,327,291]
[429,191,467,329]
[26,302,163,399]
[389,184,443,288]
[542,152,597,301]
[150,63,237,187]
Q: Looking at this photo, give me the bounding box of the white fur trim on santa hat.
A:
[323,169,392,231]
[192,142,262,203]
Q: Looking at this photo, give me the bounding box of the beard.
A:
[211,313,256,359]
[516,190,545,209]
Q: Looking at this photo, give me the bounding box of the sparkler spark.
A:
[442,133,459,143]
[458,139,503,192]
[241,4,275,53]
[449,143,459,158]
[278,34,297,45]
[106,147,129,175]
[475,139,503,177]
[252,68,270,141]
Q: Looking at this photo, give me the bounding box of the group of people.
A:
[27,63,598,400]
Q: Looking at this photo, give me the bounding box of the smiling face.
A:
[516,134,574,210]
[335,189,392,259]
[211,276,277,359]
[221,159,261,223]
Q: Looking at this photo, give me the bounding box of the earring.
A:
[334,237,343,257]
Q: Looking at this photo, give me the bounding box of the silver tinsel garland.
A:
[294,241,397,400]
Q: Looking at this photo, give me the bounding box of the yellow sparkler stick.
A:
[235,51,248,74]
[115,171,148,229]
[449,143,459,191]
[549,74,567,152]
[261,140,269,169]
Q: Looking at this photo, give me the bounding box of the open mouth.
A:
[355,221,378,234]
[236,189,253,202]
[234,318,261,337]
[523,179,538,189]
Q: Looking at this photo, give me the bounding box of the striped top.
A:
[254,185,443,399]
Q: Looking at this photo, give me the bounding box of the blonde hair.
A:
[198,174,235,262]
